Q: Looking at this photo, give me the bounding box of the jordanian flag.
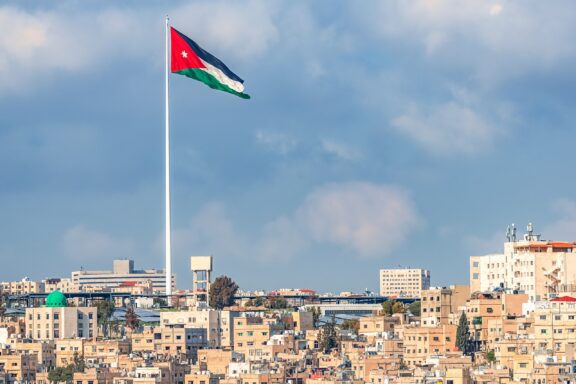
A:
[171,27,250,99]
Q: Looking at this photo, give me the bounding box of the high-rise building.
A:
[71,259,175,293]
[470,223,576,301]
[379,268,431,298]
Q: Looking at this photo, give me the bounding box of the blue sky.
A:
[1,0,576,293]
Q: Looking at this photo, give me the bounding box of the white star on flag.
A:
[181,50,188,58]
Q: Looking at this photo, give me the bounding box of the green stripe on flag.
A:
[175,68,250,99]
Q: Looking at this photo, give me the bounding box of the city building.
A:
[25,291,97,340]
[470,223,576,301]
[0,278,44,295]
[379,268,431,298]
[71,259,175,293]
[420,285,470,326]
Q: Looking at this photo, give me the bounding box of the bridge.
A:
[9,292,417,308]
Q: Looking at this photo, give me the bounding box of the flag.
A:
[170,27,250,99]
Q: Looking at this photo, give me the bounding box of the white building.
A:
[71,259,175,293]
[470,223,576,302]
[379,268,430,298]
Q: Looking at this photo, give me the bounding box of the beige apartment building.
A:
[8,340,56,369]
[160,309,236,348]
[532,296,576,358]
[0,352,37,383]
[401,324,457,367]
[25,291,97,340]
[470,225,576,301]
[43,278,77,293]
[379,268,431,298]
[420,285,470,326]
[233,316,281,359]
[55,339,84,367]
[0,278,44,295]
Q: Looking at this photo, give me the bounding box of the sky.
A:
[1,0,576,293]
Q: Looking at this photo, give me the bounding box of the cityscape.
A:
[2,1,576,384]
[2,224,576,383]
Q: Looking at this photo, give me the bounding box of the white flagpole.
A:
[164,16,172,297]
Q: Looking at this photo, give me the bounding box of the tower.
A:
[191,256,213,304]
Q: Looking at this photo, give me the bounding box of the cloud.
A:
[62,225,134,260]
[171,1,279,60]
[169,202,305,263]
[255,130,298,155]
[351,0,576,84]
[0,1,280,94]
[320,139,362,161]
[391,101,497,155]
[170,182,420,262]
[296,182,421,256]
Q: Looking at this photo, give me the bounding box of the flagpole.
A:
[164,15,172,297]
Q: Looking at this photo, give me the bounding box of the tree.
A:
[73,352,85,373]
[268,296,288,309]
[317,317,338,353]
[253,297,266,307]
[0,288,7,318]
[96,300,115,337]
[392,301,406,314]
[48,365,74,383]
[209,276,239,309]
[456,311,471,355]
[125,305,140,332]
[382,300,394,316]
[307,306,321,327]
[486,350,496,365]
[408,301,421,316]
[340,319,359,333]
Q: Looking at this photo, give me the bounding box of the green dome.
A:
[46,290,67,307]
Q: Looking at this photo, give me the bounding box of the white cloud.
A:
[391,101,497,155]
[170,182,421,262]
[62,225,133,260]
[320,139,362,161]
[170,1,279,60]
[352,0,576,84]
[0,1,280,94]
[168,202,305,263]
[296,182,421,256]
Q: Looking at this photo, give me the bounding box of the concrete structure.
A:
[421,285,470,326]
[190,256,212,303]
[0,278,44,295]
[379,268,431,298]
[25,291,97,340]
[159,309,236,348]
[470,224,576,301]
[71,259,175,293]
